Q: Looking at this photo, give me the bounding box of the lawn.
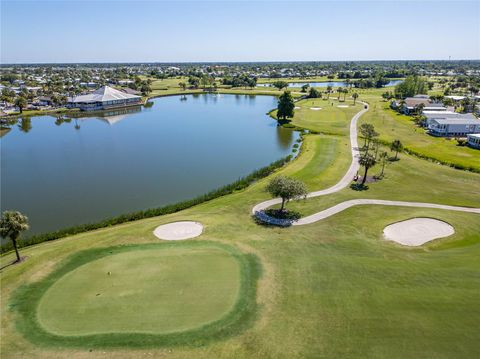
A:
[359,94,480,172]
[285,98,362,136]
[1,93,479,358]
[10,241,259,348]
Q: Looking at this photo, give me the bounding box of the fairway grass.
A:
[11,242,260,348]
[1,91,480,358]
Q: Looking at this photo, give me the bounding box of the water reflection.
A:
[2,94,298,235]
[276,125,294,150]
[18,118,32,133]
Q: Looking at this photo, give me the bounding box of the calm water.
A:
[1,94,298,236]
[257,80,402,88]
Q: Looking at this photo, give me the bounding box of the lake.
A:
[1,94,298,236]
[257,80,403,88]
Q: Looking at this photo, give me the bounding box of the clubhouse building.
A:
[67,86,142,111]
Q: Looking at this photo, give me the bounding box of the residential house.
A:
[467,133,480,149]
[427,117,480,137]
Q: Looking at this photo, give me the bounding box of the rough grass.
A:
[1,92,479,358]
[359,95,480,172]
[10,241,260,348]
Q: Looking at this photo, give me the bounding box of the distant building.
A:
[37,96,53,106]
[67,86,142,111]
[427,117,480,137]
[467,133,480,149]
[391,95,447,114]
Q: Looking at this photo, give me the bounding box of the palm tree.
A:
[343,88,348,101]
[326,85,332,99]
[390,139,403,160]
[379,151,388,178]
[337,87,343,100]
[359,154,376,186]
[0,211,29,263]
[352,92,359,105]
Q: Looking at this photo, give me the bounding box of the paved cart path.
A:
[252,103,480,225]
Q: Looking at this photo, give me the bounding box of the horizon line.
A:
[2,59,480,66]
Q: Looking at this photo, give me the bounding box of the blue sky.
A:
[1,0,479,63]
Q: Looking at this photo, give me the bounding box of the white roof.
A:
[468,133,480,138]
[445,95,466,101]
[423,111,457,115]
[68,86,140,103]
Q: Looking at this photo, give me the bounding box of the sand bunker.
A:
[310,107,322,111]
[294,106,301,110]
[383,218,454,246]
[153,221,204,240]
[337,105,349,108]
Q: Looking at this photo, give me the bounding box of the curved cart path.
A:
[252,103,480,225]
[294,199,480,225]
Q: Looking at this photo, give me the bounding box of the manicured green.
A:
[1,87,479,358]
[10,241,260,348]
[283,98,362,135]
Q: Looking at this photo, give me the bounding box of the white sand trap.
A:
[153,221,203,240]
[383,218,454,246]
[310,107,322,111]
[337,105,349,108]
[294,106,301,109]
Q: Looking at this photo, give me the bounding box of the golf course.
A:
[1,88,480,358]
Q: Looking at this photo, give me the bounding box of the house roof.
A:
[445,95,466,101]
[430,118,480,125]
[404,97,431,108]
[468,133,480,139]
[68,86,140,103]
[425,112,477,121]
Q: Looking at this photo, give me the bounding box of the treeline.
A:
[222,74,257,88]
[337,71,405,79]
[0,155,293,253]
[394,75,429,98]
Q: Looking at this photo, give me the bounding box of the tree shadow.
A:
[350,183,369,191]
[0,256,27,272]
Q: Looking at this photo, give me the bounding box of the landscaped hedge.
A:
[1,155,292,254]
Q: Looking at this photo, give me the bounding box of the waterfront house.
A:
[467,133,480,149]
[67,86,142,111]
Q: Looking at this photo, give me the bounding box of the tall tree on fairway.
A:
[379,151,389,177]
[359,123,379,152]
[0,211,29,263]
[390,139,403,160]
[277,91,295,121]
[359,154,376,186]
[266,176,308,212]
[326,85,332,99]
[352,92,359,105]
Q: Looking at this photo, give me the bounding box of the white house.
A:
[428,117,480,137]
[467,133,480,149]
[67,86,142,111]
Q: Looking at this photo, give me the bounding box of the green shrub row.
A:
[1,155,292,254]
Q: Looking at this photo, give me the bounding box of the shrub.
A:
[1,155,293,253]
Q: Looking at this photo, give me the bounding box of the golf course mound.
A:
[154,221,203,240]
[12,242,259,347]
[383,218,455,246]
